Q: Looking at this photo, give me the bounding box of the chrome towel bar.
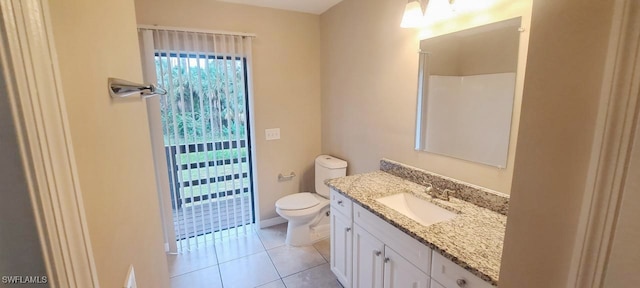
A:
[108,77,167,99]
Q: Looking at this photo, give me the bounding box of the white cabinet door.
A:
[384,247,430,288]
[353,224,385,288]
[331,209,352,287]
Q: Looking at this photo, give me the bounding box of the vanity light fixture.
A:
[400,0,427,28]
[401,0,456,28]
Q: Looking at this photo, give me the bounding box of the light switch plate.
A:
[265,128,280,140]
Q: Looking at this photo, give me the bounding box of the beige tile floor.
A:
[167,223,341,288]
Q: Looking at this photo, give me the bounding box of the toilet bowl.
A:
[275,155,347,246]
[276,193,330,246]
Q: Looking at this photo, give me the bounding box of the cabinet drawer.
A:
[431,252,495,288]
[354,204,432,275]
[330,189,352,218]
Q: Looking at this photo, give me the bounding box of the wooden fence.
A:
[165,139,252,207]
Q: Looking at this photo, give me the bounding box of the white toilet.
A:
[275,155,347,246]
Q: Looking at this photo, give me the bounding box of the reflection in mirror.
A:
[415,17,521,168]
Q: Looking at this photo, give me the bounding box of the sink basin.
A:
[375,193,457,226]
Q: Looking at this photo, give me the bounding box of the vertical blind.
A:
[139,28,255,253]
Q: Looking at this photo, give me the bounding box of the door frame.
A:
[0,0,99,287]
[568,0,640,286]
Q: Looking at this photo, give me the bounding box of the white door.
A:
[383,247,430,288]
[331,210,352,287]
[353,224,385,288]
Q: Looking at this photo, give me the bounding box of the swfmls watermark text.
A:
[2,276,48,285]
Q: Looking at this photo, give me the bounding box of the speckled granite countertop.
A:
[326,171,506,286]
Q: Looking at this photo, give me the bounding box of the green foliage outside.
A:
[155,55,248,146]
[156,54,253,202]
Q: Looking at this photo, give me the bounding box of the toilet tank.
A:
[315,155,347,198]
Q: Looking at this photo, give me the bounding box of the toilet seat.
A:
[275,192,319,210]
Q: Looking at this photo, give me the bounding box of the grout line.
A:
[215,228,268,265]
[279,261,331,287]
[263,246,283,279]
[311,241,330,263]
[216,226,277,288]
[216,249,266,265]
[168,263,218,279]
[255,224,289,287]
[279,248,329,279]
[207,223,337,288]
[167,247,218,278]
[213,236,224,288]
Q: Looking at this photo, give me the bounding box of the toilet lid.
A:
[276,192,319,210]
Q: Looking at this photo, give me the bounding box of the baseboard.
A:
[259,216,287,228]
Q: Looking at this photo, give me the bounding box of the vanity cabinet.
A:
[431,252,494,288]
[353,202,431,288]
[353,223,429,288]
[352,224,384,288]
[383,247,430,288]
[330,190,353,287]
[330,188,497,288]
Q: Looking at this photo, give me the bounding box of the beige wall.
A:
[48,0,170,287]
[421,36,462,76]
[320,0,531,193]
[603,107,640,287]
[134,0,322,221]
[499,0,615,287]
[422,24,520,76]
[458,26,520,76]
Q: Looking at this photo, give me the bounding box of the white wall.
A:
[134,0,322,222]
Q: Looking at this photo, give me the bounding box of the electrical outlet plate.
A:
[265,128,280,140]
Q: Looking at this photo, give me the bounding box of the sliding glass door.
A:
[142,30,255,252]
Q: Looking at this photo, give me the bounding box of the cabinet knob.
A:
[384,257,390,263]
[456,279,467,287]
[374,250,382,256]
[337,200,343,205]
[345,227,351,232]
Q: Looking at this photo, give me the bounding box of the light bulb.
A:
[401,1,424,28]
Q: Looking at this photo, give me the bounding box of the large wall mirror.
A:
[415,17,522,168]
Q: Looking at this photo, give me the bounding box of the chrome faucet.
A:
[426,183,450,201]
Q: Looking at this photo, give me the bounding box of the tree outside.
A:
[155,54,252,201]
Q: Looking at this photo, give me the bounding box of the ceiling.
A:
[217,0,344,14]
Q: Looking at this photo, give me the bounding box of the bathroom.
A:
[0,0,638,288]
